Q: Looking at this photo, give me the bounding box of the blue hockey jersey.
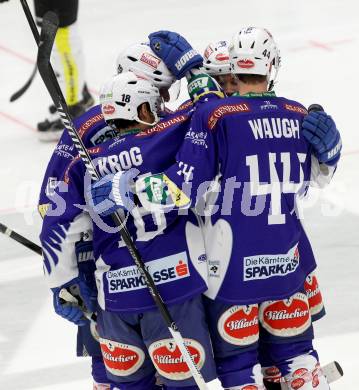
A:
[39,110,208,313]
[161,93,316,304]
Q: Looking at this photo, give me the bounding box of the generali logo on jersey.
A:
[208,103,250,130]
[149,338,205,380]
[259,292,311,337]
[78,113,104,138]
[218,304,259,346]
[136,114,188,137]
[284,103,307,115]
[140,52,161,69]
[99,338,145,376]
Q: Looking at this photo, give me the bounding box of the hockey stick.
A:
[10,64,37,102]
[27,11,209,389]
[0,222,42,255]
[59,287,99,342]
[9,0,40,102]
[0,221,98,336]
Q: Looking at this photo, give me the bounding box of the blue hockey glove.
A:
[302,111,342,165]
[86,170,138,217]
[52,276,96,326]
[149,30,203,79]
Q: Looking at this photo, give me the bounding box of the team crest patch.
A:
[217,305,259,346]
[99,338,145,376]
[259,293,311,337]
[304,273,324,317]
[208,103,250,130]
[149,338,205,380]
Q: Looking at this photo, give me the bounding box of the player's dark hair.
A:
[236,74,267,84]
[107,103,151,131]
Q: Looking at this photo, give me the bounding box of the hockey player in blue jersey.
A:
[90,28,342,389]
[203,40,240,97]
[39,71,221,389]
[202,37,330,389]
[147,27,341,390]
[38,42,180,390]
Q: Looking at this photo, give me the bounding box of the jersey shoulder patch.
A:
[207,99,251,130]
[136,114,189,137]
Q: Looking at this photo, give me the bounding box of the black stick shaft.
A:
[9,1,39,102]
[37,10,176,331]
[20,0,40,44]
[0,222,42,255]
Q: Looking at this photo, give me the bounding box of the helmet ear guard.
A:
[229,27,281,90]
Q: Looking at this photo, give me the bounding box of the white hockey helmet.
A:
[229,27,281,89]
[100,72,161,127]
[203,41,231,75]
[115,43,175,89]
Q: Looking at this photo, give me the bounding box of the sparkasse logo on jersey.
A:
[243,244,300,281]
[107,252,190,293]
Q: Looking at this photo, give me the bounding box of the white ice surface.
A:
[0,0,358,389]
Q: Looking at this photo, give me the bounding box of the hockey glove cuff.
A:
[52,276,96,326]
[149,30,203,80]
[302,111,342,165]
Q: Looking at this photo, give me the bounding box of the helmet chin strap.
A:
[267,61,280,91]
[135,96,162,126]
[135,112,160,127]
